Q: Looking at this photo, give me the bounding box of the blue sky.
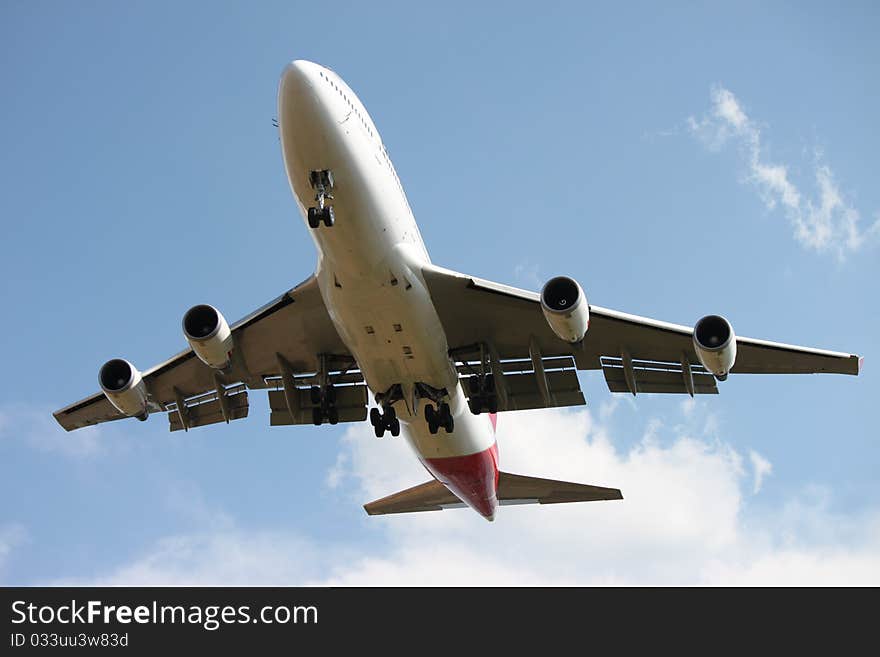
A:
[1,1,877,584]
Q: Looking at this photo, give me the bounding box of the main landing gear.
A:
[370,405,400,438]
[424,402,454,435]
[307,169,335,228]
[310,384,339,425]
[467,374,498,415]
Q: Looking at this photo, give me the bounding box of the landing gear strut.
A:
[310,384,339,425]
[309,354,340,425]
[370,405,400,438]
[424,401,454,435]
[467,374,498,415]
[307,169,335,228]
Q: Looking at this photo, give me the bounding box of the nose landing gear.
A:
[307,169,335,228]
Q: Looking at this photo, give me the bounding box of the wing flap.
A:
[267,386,368,426]
[168,388,249,432]
[600,356,718,395]
[459,367,586,412]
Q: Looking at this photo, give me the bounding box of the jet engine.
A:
[183,304,234,369]
[693,314,737,380]
[99,358,149,419]
[540,276,590,343]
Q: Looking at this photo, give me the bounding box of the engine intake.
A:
[693,314,737,380]
[183,304,234,369]
[540,276,589,343]
[99,358,149,419]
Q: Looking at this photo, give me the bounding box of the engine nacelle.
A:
[693,314,737,380]
[540,276,590,343]
[99,358,149,419]
[183,304,234,369]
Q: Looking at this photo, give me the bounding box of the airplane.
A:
[53,60,862,521]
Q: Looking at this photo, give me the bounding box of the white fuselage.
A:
[277,61,498,517]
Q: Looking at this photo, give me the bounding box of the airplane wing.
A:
[421,264,860,404]
[364,471,623,515]
[54,275,366,432]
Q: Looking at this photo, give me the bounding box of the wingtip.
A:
[858,356,864,374]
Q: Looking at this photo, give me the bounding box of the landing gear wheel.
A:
[371,405,399,438]
[307,208,320,229]
[308,170,334,229]
[487,398,498,414]
[327,407,339,425]
[468,398,482,415]
[311,407,323,426]
[310,386,321,405]
[425,404,439,435]
[439,402,453,433]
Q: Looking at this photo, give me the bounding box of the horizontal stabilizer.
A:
[363,471,622,516]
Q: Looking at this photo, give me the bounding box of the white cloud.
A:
[513,261,543,290]
[0,404,104,458]
[318,408,880,585]
[325,452,349,490]
[688,86,879,260]
[67,405,880,586]
[59,531,332,586]
[749,449,773,494]
[680,396,697,417]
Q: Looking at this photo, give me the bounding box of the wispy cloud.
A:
[749,449,773,494]
[56,530,333,586]
[513,260,544,290]
[688,86,879,260]
[325,452,349,490]
[0,404,104,458]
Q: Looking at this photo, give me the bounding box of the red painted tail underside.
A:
[424,441,499,519]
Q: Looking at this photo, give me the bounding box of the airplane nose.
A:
[278,60,323,135]
[280,60,316,98]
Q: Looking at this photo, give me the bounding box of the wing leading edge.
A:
[420,265,861,391]
[54,275,355,432]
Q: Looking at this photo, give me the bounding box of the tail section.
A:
[496,471,622,506]
[364,471,622,517]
